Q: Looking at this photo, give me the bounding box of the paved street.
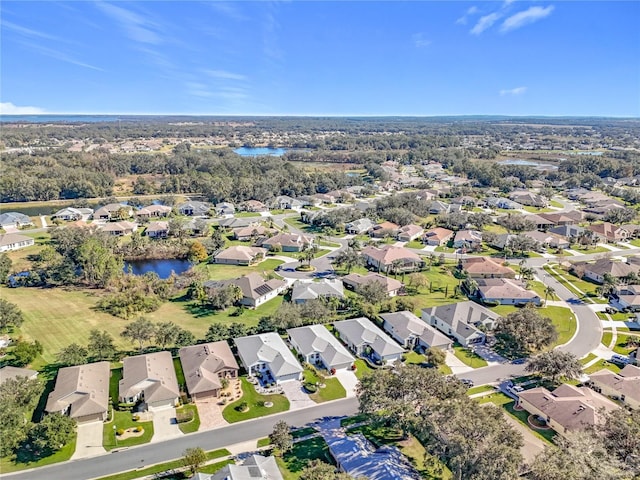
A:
[1,398,359,480]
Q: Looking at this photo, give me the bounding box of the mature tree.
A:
[11,339,43,367]
[355,281,388,305]
[0,299,24,331]
[269,420,293,455]
[88,329,116,361]
[155,321,181,349]
[227,322,248,339]
[333,248,362,274]
[28,413,76,454]
[0,253,11,283]
[600,408,640,472]
[0,376,44,410]
[210,228,226,251]
[508,234,539,257]
[175,328,196,348]
[168,217,188,238]
[497,214,535,233]
[206,284,243,310]
[529,431,630,480]
[188,241,209,262]
[77,237,122,288]
[300,460,352,480]
[182,447,207,475]
[525,351,583,384]
[205,322,229,342]
[424,347,446,367]
[0,405,29,456]
[300,245,318,266]
[56,343,89,367]
[494,307,557,356]
[121,317,156,352]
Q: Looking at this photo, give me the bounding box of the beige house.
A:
[136,205,172,219]
[94,203,133,220]
[261,232,314,252]
[587,222,629,243]
[45,362,110,423]
[423,227,454,246]
[0,233,35,252]
[232,225,272,241]
[342,272,404,297]
[101,221,138,236]
[397,224,424,242]
[460,257,516,279]
[204,273,287,308]
[588,364,640,409]
[214,246,267,266]
[119,351,180,409]
[517,384,619,437]
[145,221,169,238]
[370,221,400,238]
[179,342,239,400]
[361,245,423,273]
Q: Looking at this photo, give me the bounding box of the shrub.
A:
[236,401,248,412]
[117,428,125,436]
[176,410,194,423]
[256,400,266,407]
[132,414,140,421]
[135,426,143,433]
[304,383,318,393]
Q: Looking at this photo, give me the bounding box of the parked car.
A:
[610,354,631,365]
[460,379,474,388]
[508,385,524,394]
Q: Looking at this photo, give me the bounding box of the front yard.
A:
[302,369,346,403]
[276,436,334,480]
[222,377,290,423]
[176,404,200,434]
[103,409,154,451]
[453,345,488,368]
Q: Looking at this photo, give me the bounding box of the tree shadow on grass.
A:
[282,437,333,474]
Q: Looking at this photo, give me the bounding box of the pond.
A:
[233,147,287,157]
[124,259,192,279]
[498,159,557,170]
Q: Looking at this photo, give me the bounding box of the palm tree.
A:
[464,278,479,296]
[544,285,556,304]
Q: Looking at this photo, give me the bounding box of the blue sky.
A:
[1,1,638,116]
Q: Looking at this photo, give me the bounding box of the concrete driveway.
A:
[150,406,183,442]
[334,369,359,398]
[281,380,316,410]
[195,398,228,430]
[71,421,106,460]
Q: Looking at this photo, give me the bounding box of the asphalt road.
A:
[1,398,359,480]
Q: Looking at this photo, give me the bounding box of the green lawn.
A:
[406,240,425,249]
[467,385,497,395]
[103,409,154,451]
[453,345,488,368]
[257,437,272,447]
[584,360,622,374]
[201,258,284,281]
[303,369,347,403]
[292,427,317,439]
[93,449,230,480]
[198,459,236,475]
[234,212,262,217]
[475,392,513,405]
[543,266,600,299]
[580,353,597,365]
[630,239,640,247]
[544,306,577,347]
[549,200,564,208]
[176,404,200,434]
[570,245,610,255]
[601,330,613,348]
[402,351,426,365]
[503,401,556,444]
[612,333,638,356]
[0,434,77,474]
[222,377,290,423]
[352,359,374,380]
[340,414,368,427]
[173,357,185,388]
[276,436,334,480]
[283,217,317,233]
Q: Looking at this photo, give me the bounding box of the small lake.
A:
[124,259,192,278]
[233,147,287,157]
[498,159,557,170]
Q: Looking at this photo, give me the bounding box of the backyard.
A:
[222,377,290,423]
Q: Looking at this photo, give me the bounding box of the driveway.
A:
[150,406,183,442]
[334,369,359,398]
[71,421,106,460]
[500,411,545,464]
[195,398,228,430]
[280,380,316,410]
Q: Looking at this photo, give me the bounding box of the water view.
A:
[124,258,192,278]
[498,159,557,169]
[233,147,287,157]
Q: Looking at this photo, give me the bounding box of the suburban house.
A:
[215,202,236,215]
[524,230,570,250]
[287,324,354,372]
[452,230,482,249]
[588,364,640,409]
[218,217,257,229]
[345,218,375,235]
[45,361,110,423]
[135,204,172,219]
[580,258,640,284]
[194,455,283,480]
[370,221,400,238]
[242,200,268,212]
[620,224,640,239]
[428,200,451,215]
[273,195,304,211]
[311,193,336,204]
[260,232,314,252]
[0,366,38,385]
[342,272,404,297]
[509,191,547,207]
[587,222,629,243]
[0,212,33,228]
[525,214,556,230]
[234,332,303,383]
[475,278,542,306]
[119,351,180,409]
[145,221,169,238]
[459,257,516,279]
[93,203,133,220]
[179,342,239,400]
[334,317,405,365]
[327,433,420,480]
[397,224,424,242]
[517,384,619,437]
[361,245,424,273]
[291,279,344,304]
[101,221,138,236]
[451,195,477,206]
[548,224,585,241]
[423,227,454,246]
[213,246,267,266]
[422,301,499,346]
[51,207,93,221]
[614,285,640,312]
[232,225,272,241]
[177,201,212,216]
[485,197,521,210]
[0,233,35,252]
[541,211,583,226]
[204,273,287,308]
[380,311,452,351]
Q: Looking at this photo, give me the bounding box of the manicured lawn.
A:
[467,385,497,395]
[103,409,154,451]
[453,345,488,368]
[612,333,638,356]
[584,360,622,374]
[173,357,185,388]
[438,363,453,375]
[176,404,200,434]
[544,306,577,347]
[597,312,632,321]
[352,359,374,380]
[340,414,368,427]
[406,240,425,249]
[234,211,262,217]
[571,245,610,255]
[549,200,564,208]
[630,239,640,247]
[580,353,597,365]
[109,367,123,405]
[4,241,46,272]
[283,217,317,233]
[503,401,556,444]
[0,434,77,473]
[276,436,334,480]
[93,449,230,480]
[601,330,613,348]
[403,351,426,365]
[475,392,513,405]
[198,459,235,475]
[543,266,600,299]
[257,437,272,447]
[292,427,317,439]
[201,258,284,281]
[222,377,289,423]
[303,369,347,403]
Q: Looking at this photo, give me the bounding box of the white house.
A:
[288,324,354,371]
[234,332,303,383]
[334,317,405,365]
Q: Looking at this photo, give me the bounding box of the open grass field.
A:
[222,377,289,423]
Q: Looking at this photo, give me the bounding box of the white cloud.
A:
[0,102,46,114]
[500,86,527,96]
[456,6,479,25]
[95,2,162,45]
[1,20,61,41]
[17,41,104,71]
[500,6,554,33]
[204,70,248,81]
[470,13,502,35]
[412,33,431,48]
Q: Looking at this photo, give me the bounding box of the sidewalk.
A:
[445,351,473,375]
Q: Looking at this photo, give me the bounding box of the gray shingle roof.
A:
[46,361,110,419]
[287,325,354,367]
[379,311,451,349]
[291,279,344,302]
[334,317,405,357]
[119,352,179,403]
[179,342,239,396]
[422,301,498,341]
[234,333,302,378]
